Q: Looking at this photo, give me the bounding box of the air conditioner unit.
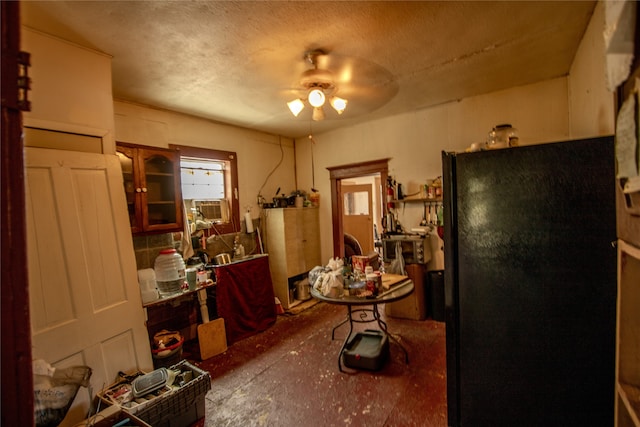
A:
[195,200,229,223]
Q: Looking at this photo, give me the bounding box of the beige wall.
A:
[297,0,615,262]
[22,28,117,153]
[569,0,615,138]
[24,3,614,266]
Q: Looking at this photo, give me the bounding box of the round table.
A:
[310,278,414,372]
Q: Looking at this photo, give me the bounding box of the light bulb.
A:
[287,99,304,117]
[308,88,325,108]
[330,96,347,114]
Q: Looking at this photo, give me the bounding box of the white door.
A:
[26,148,153,426]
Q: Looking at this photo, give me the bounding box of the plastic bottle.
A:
[366,273,379,296]
[154,249,186,296]
[244,209,254,233]
[137,268,159,303]
[386,176,395,210]
[309,191,320,207]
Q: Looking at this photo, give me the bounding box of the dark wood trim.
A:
[327,159,390,258]
[1,1,34,425]
[169,144,241,235]
[326,158,391,180]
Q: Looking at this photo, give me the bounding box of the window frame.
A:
[170,144,240,235]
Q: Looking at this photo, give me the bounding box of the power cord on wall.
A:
[256,136,284,206]
[309,122,318,192]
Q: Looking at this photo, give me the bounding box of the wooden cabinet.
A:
[117,142,183,234]
[616,241,640,427]
[265,207,321,309]
[385,263,427,320]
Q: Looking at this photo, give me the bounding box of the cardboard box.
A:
[351,252,378,273]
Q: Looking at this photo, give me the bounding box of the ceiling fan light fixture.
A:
[312,107,325,121]
[287,99,305,117]
[308,88,326,108]
[330,96,347,114]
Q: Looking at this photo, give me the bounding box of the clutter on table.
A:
[310,255,389,299]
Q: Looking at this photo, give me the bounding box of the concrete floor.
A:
[189,301,447,427]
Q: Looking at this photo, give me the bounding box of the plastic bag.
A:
[319,270,344,297]
[386,241,406,275]
[308,266,326,290]
[33,360,92,427]
[326,257,344,271]
[311,258,345,297]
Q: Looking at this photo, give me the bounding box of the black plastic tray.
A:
[342,330,389,371]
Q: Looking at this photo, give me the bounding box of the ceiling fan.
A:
[285,48,398,122]
[286,49,347,121]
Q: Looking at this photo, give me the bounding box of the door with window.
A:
[341,183,374,253]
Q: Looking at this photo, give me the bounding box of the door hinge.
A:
[17,51,31,111]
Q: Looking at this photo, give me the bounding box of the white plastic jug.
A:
[154,249,186,296]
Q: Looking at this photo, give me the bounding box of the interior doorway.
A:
[327,159,390,257]
[341,182,377,254]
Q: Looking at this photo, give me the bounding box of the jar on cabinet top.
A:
[487,124,519,149]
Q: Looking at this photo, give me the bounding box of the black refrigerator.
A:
[442,136,617,426]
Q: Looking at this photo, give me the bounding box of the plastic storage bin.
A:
[132,360,210,427]
[99,360,211,427]
[428,270,445,322]
[342,330,389,371]
[74,406,151,427]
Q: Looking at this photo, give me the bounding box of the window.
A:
[180,158,225,200]
[169,144,239,234]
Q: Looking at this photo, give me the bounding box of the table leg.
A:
[373,304,409,364]
[331,316,349,340]
[337,304,355,372]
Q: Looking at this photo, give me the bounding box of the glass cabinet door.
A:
[116,147,141,232]
[142,153,178,227]
[116,143,183,234]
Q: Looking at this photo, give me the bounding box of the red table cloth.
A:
[214,255,277,344]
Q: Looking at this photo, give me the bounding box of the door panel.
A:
[26,148,153,426]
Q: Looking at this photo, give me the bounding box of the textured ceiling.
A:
[21,1,596,138]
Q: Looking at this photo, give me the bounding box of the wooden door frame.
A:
[2,1,34,424]
[327,158,389,257]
